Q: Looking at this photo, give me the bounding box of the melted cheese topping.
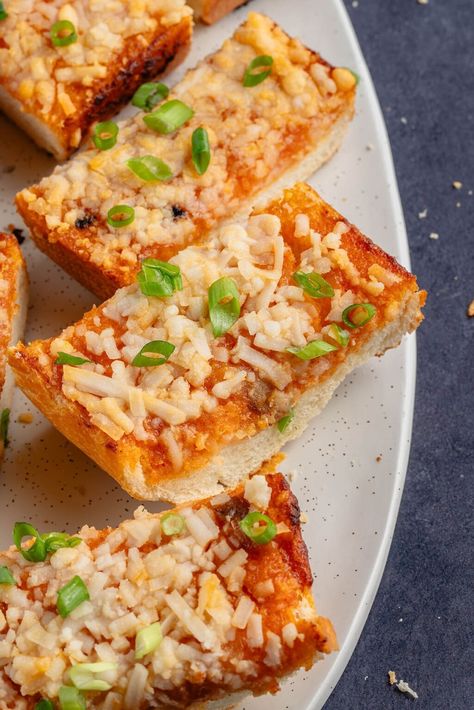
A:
[36,208,397,473]
[0,0,191,145]
[0,475,322,708]
[19,12,354,279]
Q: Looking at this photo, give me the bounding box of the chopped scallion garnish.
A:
[327,323,350,347]
[57,576,90,618]
[35,700,55,710]
[41,532,81,553]
[240,511,276,544]
[69,662,117,691]
[277,409,294,433]
[243,55,273,87]
[287,340,338,360]
[92,121,118,151]
[0,1,8,20]
[342,303,376,328]
[107,205,135,228]
[292,270,335,298]
[160,512,185,536]
[191,127,211,175]
[55,352,91,366]
[50,20,77,47]
[132,81,169,112]
[126,155,172,182]
[137,258,182,297]
[13,523,81,562]
[58,686,86,710]
[0,408,10,449]
[0,565,16,585]
[132,340,175,368]
[13,522,46,562]
[208,277,240,337]
[143,99,194,134]
[135,622,163,659]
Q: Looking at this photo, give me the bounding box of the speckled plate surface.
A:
[0,1,416,708]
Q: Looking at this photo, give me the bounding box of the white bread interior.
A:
[123,290,422,503]
[0,85,66,161]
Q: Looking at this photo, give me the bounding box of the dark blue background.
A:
[326,2,473,708]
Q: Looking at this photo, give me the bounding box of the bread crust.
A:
[0,10,192,160]
[9,184,425,501]
[189,0,251,24]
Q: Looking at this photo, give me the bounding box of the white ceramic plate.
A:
[0,1,415,708]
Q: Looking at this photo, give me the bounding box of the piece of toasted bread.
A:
[0,0,192,161]
[189,0,252,24]
[0,234,28,460]
[0,471,336,708]
[9,183,425,501]
[16,12,356,300]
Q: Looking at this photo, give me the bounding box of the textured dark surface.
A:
[326,2,474,709]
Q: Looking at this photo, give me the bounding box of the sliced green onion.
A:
[57,576,90,618]
[243,55,273,87]
[208,277,240,337]
[41,532,81,553]
[58,686,86,710]
[0,2,8,20]
[0,408,10,449]
[50,20,77,47]
[135,622,163,659]
[132,340,175,368]
[13,522,47,562]
[69,662,116,691]
[137,258,182,297]
[126,155,172,182]
[277,409,294,433]
[342,303,376,328]
[35,700,55,710]
[13,523,81,563]
[191,127,211,175]
[143,99,194,134]
[107,205,135,228]
[239,511,277,544]
[132,81,169,112]
[160,512,185,536]
[55,352,91,366]
[0,565,16,585]
[92,121,118,151]
[292,270,334,298]
[287,340,338,360]
[327,323,350,347]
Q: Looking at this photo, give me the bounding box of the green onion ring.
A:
[342,303,376,328]
[243,55,273,87]
[239,511,277,544]
[57,576,90,618]
[126,155,172,182]
[160,512,185,536]
[132,340,175,368]
[287,340,338,360]
[143,99,194,134]
[55,352,91,366]
[107,205,135,228]
[208,277,241,337]
[292,270,335,298]
[13,522,47,562]
[50,20,77,47]
[92,121,118,151]
[191,127,211,175]
[132,82,169,112]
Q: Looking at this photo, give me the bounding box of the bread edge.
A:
[0,239,28,459]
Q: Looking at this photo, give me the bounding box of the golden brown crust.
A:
[9,184,425,500]
[190,0,251,24]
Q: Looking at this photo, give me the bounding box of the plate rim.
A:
[310,2,416,708]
